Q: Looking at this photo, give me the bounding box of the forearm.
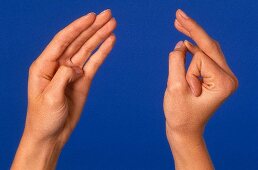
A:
[11,132,62,170]
[166,127,214,170]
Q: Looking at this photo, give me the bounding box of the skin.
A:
[11,9,117,170]
[164,9,238,170]
[11,7,238,170]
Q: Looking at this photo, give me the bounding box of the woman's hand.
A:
[12,9,116,170]
[164,9,238,170]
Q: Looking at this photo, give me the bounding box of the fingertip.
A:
[187,75,202,97]
[176,9,189,22]
[105,18,117,32]
[84,12,97,22]
[193,86,202,97]
[174,19,191,37]
[100,9,112,16]
[184,40,192,48]
[174,40,184,49]
[111,33,116,42]
[107,34,116,44]
[110,17,117,28]
[87,12,96,17]
[173,40,187,53]
[175,9,196,34]
[184,40,200,54]
[177,9,189,19]
[175,9,181,18]
[174,19,182,28]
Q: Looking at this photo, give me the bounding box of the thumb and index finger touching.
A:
[175,9,237,80]
[169,9,234,96]
[45,66,83,99]
[38,9,233,98]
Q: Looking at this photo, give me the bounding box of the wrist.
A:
[11,131,63,170]
[166,123,214,170]
[166,122,204,147]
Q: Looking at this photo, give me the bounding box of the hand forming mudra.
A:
[164,9,238,170]
[12,9,116,170]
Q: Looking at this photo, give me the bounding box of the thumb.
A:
[184,40,202,97]
[47,65,83,97]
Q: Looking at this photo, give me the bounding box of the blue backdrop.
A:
[0,0,258,169]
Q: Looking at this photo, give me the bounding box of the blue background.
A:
[0,0,258,169]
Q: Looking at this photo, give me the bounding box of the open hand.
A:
[12,9,116,170]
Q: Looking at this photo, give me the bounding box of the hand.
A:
[164,9,238,170]
[12,9,116,170]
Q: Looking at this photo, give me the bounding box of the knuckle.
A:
[169,50,182,57]
[54,31,65,41]
[96,31,106,39]
[233,76,239,90]
[220,75,237,96]
[88,24,99,33]
[194,51,205,59]
[91,60,101,69]
[69,24,82,33]
[82,45,94,54]
[167,81,187,94]
[84,70,94,81]
[29,60,38,75]
[169,51,184,61]
[99,49,109,57]
[54,32,71,48]
[209,40,220,51]
[195,51,204,57]
[213,39,220,47]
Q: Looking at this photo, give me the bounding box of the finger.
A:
[167,41,188,90]
[186,55,202,97]
[46,66,83,99]
[175,10,237,80]
[60,9,113,64]
[40,12,96,61]
[184,40,200,54]
[84,34,116,79]
[184,39,238,88]
[175,9,221,57]
[186,50,227,96]
[174,19,190,37]
[71,17,117,67]
[183,40,202,96]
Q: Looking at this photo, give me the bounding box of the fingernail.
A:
[174,41,184,49]
[184,40,193,47]
[178,9,189,19]
[100,9,111,14]
[87,12,96,16]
